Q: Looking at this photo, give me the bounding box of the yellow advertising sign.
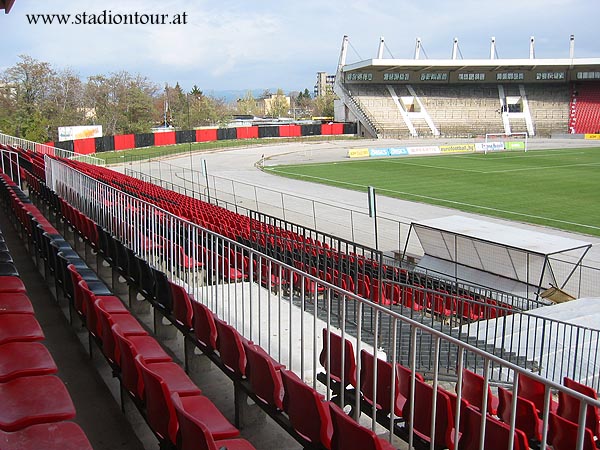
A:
[439,144,476,153]
[584,134,600,140]
[348,148,370,158]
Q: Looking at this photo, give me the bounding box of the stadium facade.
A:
[334,35,600,138]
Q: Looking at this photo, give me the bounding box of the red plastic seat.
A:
[0,293,34,315]
[170,392,240,450]
[79,280,128,338]
[328,402,396,450]
[360,350,402,417]
[191,300,217,352]
[0,342,57,382]
[135,355,202,444]
[558,377,600,438]
[403,378,455,450]
[459,368,498,415]
[517,372,558,415]
[171,392,253,450]
[0,314,44,345]
[95,300,147,364]
[396,363,424,413]
[496,386,542,442]
[0,421,93,450]
[280,369,332,448]
[170,281,193,329]
[458,405,528,450]
[319,328,357,389]
[0,375,76,431]
[0,277,27,293]
[243,341,284,410]
[549,412,597,450]
[112,324,172,401]
[215,319,248,378]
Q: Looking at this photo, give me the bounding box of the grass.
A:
[95,135,358,165]
[264,148,600,237]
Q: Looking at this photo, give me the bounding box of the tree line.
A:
[0,55,335,143]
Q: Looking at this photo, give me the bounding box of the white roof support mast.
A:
[377,36,385,59]
[490,36,497,59]
[529,36,536,59]
[414,37,422,60]
[452,37,459,60]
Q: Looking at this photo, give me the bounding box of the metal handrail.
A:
[0,132,106,166]
[44,154,600,450]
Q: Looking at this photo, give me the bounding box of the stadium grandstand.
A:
[2,121,600,449]
[334,35,600,138]
[1,15,600,449]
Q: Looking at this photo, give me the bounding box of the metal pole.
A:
[202,159,210,203]
[368,186,379,250]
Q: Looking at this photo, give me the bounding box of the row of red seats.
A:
[321,328,598,450]
[16,166,260,450]
[30,152,512,324]
[569,82,600,133]
[0,171,94,449]
[27,165,398,450]
[185,291,396,450]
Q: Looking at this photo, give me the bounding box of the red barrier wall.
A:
[74,138,97,155]
[321,123,333,135]
[331,123,344,135]
[114,134,136,151]
[154,131,176,146]
[279,125,302,137]
[236,126,259,139]
[196,129,218,142]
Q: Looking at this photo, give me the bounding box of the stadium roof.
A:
[414,215,592,256]
[344,57,600,73]
[0,0,15,13]
[406,216,592,298]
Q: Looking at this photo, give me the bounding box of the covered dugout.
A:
[403,215,592,302]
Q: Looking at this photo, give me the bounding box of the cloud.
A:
[1,0,598,90]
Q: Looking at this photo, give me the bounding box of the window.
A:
[458,73,486,81]
[420,72,448,81]
[383,72,409,81]
[536,71,565,80]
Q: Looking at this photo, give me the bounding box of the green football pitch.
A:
[264,147,600,237]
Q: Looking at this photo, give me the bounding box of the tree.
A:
[84,71,158,135]
[313,90,335,118]
[265,88,289,118]
[2,55,55,140]
[189,93,230,127]
[236,90,260,116]
[295,88,313,118]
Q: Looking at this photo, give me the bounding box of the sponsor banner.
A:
[369,148,391,157]
[505,141,525,150]
[475,142,504,152]
[389,147,409,156]
[584,134,600,140]
[348,148,370,158]
[406,146,440,155]
[439,144,476,153]
[58,125,103,142]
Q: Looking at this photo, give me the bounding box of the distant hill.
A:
[204,88,282,102]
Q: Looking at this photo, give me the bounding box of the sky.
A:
[1,0,598,96]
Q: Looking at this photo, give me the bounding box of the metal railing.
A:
[0,132,106,166]
[44,155,600,450]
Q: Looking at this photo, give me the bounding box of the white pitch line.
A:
[266,168,600,232]
[483,162,600,174]
[386,159,485,173]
